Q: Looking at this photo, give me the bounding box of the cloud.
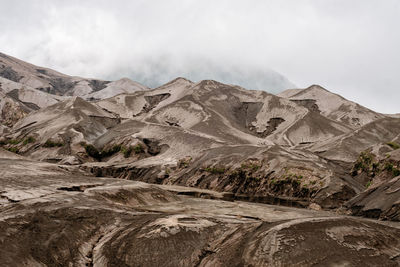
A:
[0,0,399,113]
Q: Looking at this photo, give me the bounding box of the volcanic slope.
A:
[85,80,371,208]
[0,76,63,108]
[309,117,400,162]
[343,136,400,221]
[0,52,148,98]
[2,97,119,163]
[98,78,353,146]
[0,76,66,128]
[3,54,400,266]
[278,85,384,128]
[7,76,398,209]
[2,53,400,222]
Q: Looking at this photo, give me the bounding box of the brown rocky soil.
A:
[1,156,400,266]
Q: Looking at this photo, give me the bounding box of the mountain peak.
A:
[278,84,383,128]
[163,77,193,87]
[293,84,337,97]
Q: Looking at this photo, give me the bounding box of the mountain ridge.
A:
[0,52,399,217]
[2,52,400,266]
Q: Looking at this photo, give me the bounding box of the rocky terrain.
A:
[1,52,400,266]
[2,151,400,266]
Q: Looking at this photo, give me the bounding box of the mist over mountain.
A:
[105,57,295,92]
[2,0,400,112]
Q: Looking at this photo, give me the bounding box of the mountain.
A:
[0,52,148,98]
[1,58,396,212]
[0,76,64,127]
[278,85,384,128]
[6,96,119,163]
[0,51,148,132]
[344,136,400,220]
[309,117,400,162]
[84,77,148,100]
[97,79,353,147]
[1,70,394,206]
[1,53,400,266]
[0,76,63,108]
[2,76,384,210]
[95,77,195,119]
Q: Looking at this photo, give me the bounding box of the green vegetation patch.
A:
[81,143,102,160]
[133,144,144,154]
[352,149,400,179]
[8,139,21,145]
[43,139,65,148]
[386,162,400,177]
[102,144,122,158]
[23,136,35,145]
[0,137,35,146]
[121,144,144,158]
[6,147,19,153]
[351,151,377,176]
[387,141,400,150]
[80,142,144,160]
[121,146,133,158]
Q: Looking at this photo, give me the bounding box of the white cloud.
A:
[0,0,399,112]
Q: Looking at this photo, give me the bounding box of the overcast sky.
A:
[0,0,399,113]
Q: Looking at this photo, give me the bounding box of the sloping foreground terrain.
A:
[1,52,400,266]
[1,153,400,266]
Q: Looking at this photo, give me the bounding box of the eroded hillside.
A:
[1,52,400,266]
